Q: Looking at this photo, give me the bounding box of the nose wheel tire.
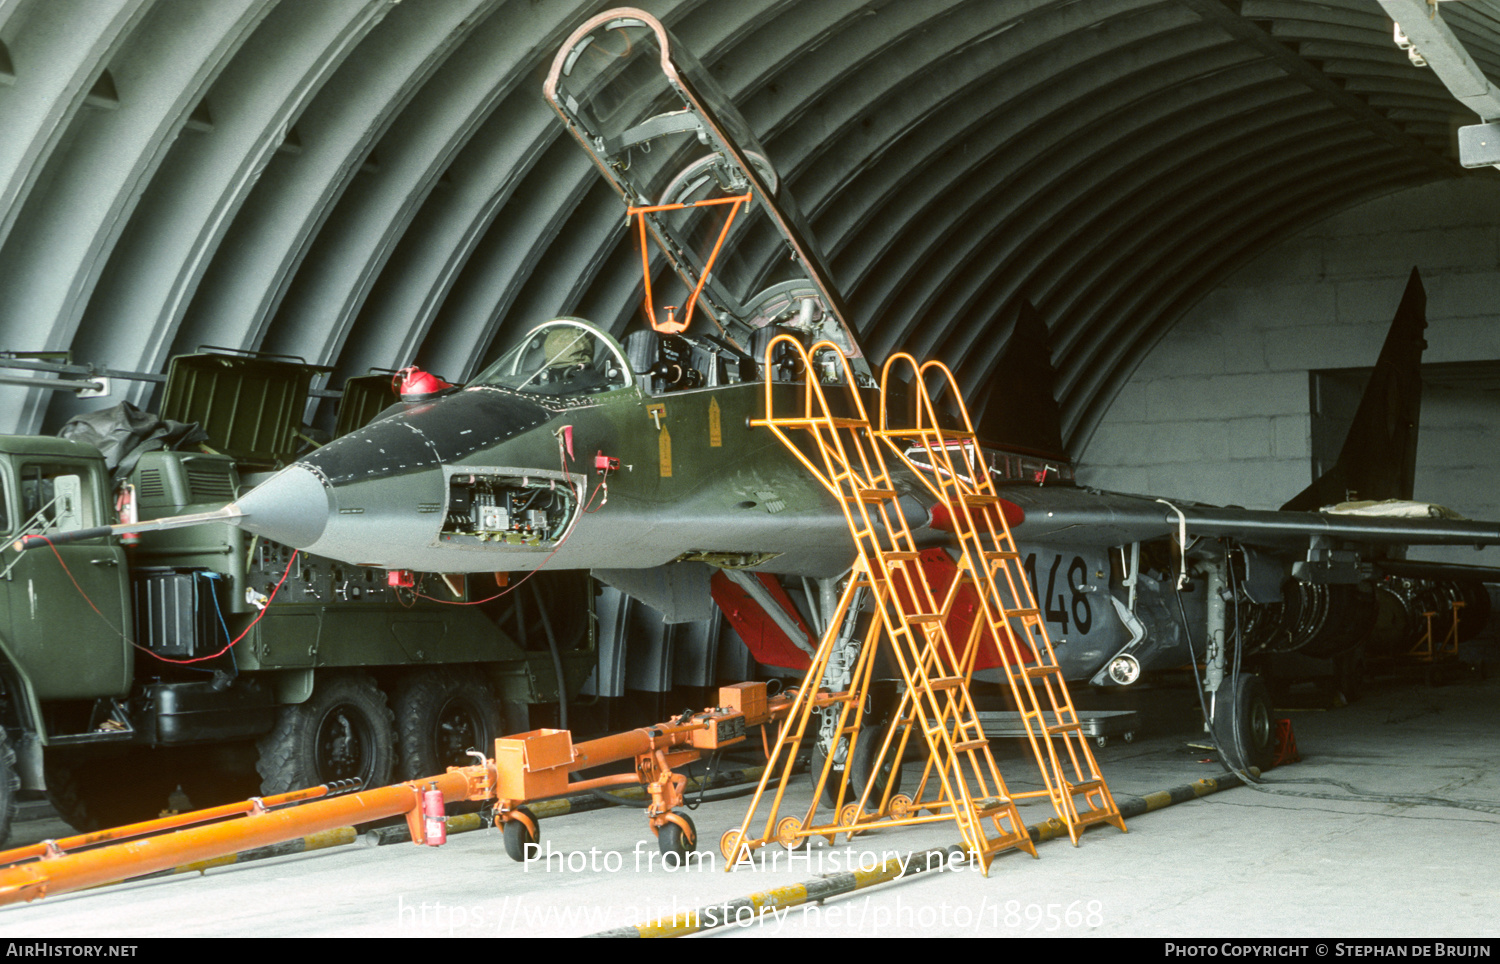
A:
[812,715,903,808]
[257,674,396,796]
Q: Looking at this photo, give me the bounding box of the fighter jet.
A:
[33,9,1500,773]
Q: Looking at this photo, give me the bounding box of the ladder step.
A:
[1008,608,1041,621]
[905,612,945,625]
[772,416,867,429]
[952,738,988,752]
[977,834,1024,856]
[1044,722,1082,735]
[928,676,964,691]
[980,550,1020,561]
[1023,664,1060,679]
[974,797,1012,817]
[1073,808,1123,830]
[881,551,923,562]
[1067,779,1105,796]
[847,488,897,502]
[960,493,1000,506]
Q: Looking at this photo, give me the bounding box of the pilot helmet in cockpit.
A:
[543,328,594,371]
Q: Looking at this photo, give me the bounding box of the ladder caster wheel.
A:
[719,828,747,863]
[838,802,863,828]
[658,813,696,867]
[775,815,804,850]
[886,794,913,820]
[502,807,538,863]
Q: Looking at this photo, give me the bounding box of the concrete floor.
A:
[1,664,1497,939]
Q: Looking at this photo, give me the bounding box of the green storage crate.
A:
[160,349,330,467]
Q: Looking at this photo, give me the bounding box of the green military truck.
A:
[0,351,596,842]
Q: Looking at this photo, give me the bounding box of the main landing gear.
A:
[1211,673,1276,772]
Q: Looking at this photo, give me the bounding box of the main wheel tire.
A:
[256,674,396,795]
[393,672,503,782]
[1211,673,1276,772]
[1331,651,1366,704]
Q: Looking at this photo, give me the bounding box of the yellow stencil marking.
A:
[709,397,722,447]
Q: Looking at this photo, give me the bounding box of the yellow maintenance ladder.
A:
[876,354,1126,845]
[721,336,1038,874]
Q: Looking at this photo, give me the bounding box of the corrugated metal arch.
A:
[0,0,1490,455]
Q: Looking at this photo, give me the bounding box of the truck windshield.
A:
[469,321,630,398]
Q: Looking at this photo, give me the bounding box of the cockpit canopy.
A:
[469,319,630,398]
[544,10,868,380]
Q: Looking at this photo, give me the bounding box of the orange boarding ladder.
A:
[721,336,1037,875]
[875,354,1125,845]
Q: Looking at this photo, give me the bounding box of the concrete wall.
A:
[1077,175,1500,568]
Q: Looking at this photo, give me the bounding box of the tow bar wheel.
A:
[502,807,539,863]
[657,812,696,866]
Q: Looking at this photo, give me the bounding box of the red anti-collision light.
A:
[396,366,454,399]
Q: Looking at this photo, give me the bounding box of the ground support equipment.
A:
[0,688,796,904]
[875,352,1125,845]
[723,336,1041,876]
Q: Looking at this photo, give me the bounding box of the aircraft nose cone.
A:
[233,464,330,549]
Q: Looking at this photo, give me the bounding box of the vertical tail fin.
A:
[975,300,1069,461]
[1281,267,1427,511]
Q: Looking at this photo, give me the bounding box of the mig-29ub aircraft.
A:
[48,8,1500,775]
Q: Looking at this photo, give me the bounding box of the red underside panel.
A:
[710,551,1032,673]
[900,549,1030,671]
[710,571,815,671]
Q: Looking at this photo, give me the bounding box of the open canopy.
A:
[545,8,867,377]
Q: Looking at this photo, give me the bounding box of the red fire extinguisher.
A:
[423,783,446,847]
[115,484,139,546]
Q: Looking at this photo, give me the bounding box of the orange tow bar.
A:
[0,769,494,905]
[0,682,804,905]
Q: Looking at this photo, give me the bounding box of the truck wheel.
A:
[393,672,503,782]
[44,749,181,833]
[0,730,17,844]
[257,674,395,795]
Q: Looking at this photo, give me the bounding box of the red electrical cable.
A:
[156,550,298,664]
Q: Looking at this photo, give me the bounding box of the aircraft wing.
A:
[1001,483,1500,582]
[1004,484,1500,547]
[543,9,866,371]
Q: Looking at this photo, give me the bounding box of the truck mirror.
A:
[51,474,84,532]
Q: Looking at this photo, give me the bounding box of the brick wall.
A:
[1077,176,1500,569]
